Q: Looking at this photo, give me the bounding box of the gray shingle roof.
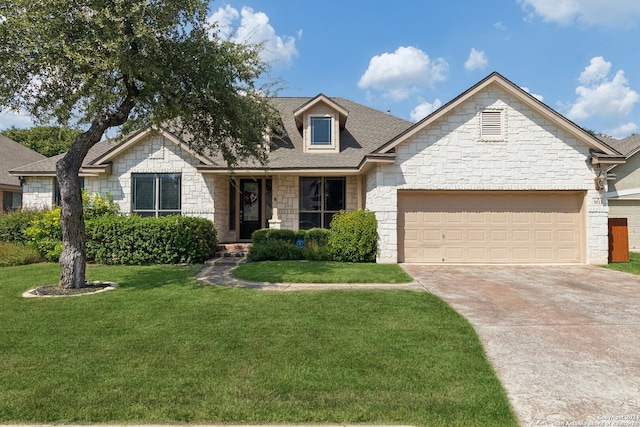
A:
[605,134,640,157]
[10,97,412,174]
[0,135,46,187]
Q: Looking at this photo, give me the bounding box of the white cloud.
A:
[520,0,640,26]
[208,6,299,66]
[494,21,506,31]
[464,48,488,72]
[567,57,639,122]
[606,122,638,139]
[410,99,443,122]
[578,56,610,84]
[520,86,544,102]
[0,109,35,131]
[357,46,448,102]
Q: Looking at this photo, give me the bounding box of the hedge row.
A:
[86,215,217,265]
[0,206,217,265]
[248,210,378,263]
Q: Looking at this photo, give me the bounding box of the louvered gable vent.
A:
[481,110,503,139]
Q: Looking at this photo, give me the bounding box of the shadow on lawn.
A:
[88,264,203,292]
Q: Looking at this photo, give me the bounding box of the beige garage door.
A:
[398,191,585,263]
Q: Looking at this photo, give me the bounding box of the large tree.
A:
[0,0,280,288]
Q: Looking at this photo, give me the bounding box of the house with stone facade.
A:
[10,72,624,264]
[0,134,46,211]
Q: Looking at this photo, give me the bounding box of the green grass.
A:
[0,263,518,426]
[603,251,640,274]
[233,260,414,283]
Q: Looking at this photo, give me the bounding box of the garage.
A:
[398,191,585,263]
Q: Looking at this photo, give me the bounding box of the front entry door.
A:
[239,179,262,240]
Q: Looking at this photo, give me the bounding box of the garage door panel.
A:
[398,191,584,263]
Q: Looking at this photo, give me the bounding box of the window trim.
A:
[132,173,182,217]
[306,114,338,152]
[310,116,333,146]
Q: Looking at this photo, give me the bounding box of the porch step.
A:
[213,243,251,259]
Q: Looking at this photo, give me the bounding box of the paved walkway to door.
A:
[402,264,640,427]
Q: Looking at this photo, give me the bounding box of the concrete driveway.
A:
[402,264,640,427]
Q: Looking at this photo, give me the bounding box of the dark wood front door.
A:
[239,179,262,240]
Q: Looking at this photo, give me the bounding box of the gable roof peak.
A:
[293,93,349,128]
[375,71,621,159]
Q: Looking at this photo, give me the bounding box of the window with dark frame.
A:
[299,177,345,229]
[310,116,332,145]
[132,173,181,217]
[2,191,22,211]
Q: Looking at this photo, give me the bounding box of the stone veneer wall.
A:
[366,86,608,264]
[22,177,54,209]
[273,175,298,231]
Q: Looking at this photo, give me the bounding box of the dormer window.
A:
[311,116,332,146]
[294,94,349,154]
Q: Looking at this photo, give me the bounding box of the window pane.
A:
[13,192,22,209]
[159,174,181,210]
[324,212,338,229]
[133,175,155,210]
[300,177,321,211]
[300,212,321,230]
[311,117,332,145]
[324,178,345,211]
[3,191,12,211]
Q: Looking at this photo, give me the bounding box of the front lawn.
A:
[604,251,640,274]
[233,260,414,283]
[0,263,517,426]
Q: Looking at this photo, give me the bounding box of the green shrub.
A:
[82,191,120,220]
[329,210,378,263]
[305,227,330,245]
[0,241,43,266]
[25,208,63,262]
[247,239,302,262]
[86,215,217,265]
[266,228,297,242]
[251,228,269,244]
[0,209,41,243]
[301,228,332,261]
[248,228,303,262]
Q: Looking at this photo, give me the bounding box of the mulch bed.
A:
[25,282,118,297]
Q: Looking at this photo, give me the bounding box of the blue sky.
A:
[2,0,640,139]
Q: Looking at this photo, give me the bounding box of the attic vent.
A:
[480,110,504,140]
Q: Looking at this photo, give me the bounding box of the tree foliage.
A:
[1,126,82,157]
[0,0,281,288]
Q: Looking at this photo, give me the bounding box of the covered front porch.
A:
[206,173,364,243]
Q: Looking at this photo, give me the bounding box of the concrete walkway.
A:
[196,257,426,291]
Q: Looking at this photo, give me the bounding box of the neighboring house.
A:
[10,72,624,264]
[0,134,46,211]
[604,134,640,249]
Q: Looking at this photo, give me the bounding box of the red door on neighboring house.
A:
[609,218,629,263]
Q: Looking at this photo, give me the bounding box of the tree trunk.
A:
[55,81,138,289]
[57,160,86,289]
